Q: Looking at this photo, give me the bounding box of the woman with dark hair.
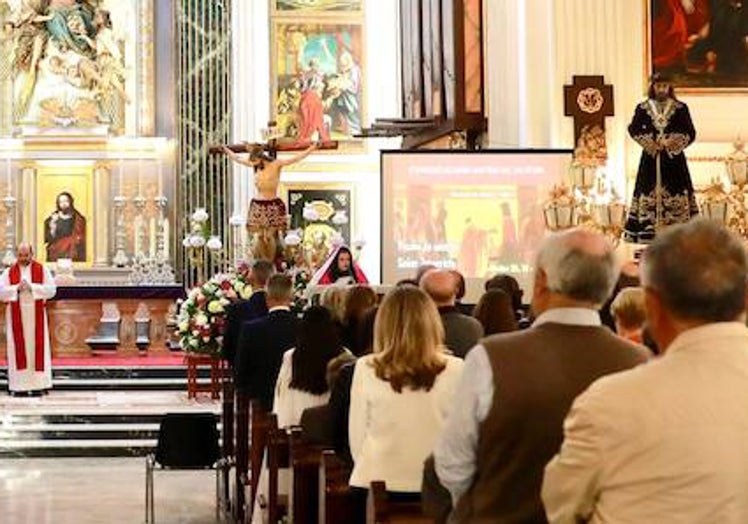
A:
[273,306,347,427]
[473,289,519,336]
[341,285,378,355]
[310,245,368,285]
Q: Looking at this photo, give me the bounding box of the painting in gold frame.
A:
[273,0,363,15]
[271,20,366,152]
[645,0,748,92]
[35,167,95,266]
[280,181,354,267]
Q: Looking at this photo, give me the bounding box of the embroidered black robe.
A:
[623,99,699,244]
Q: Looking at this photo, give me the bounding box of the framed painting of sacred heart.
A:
[646,0,748,91]
[271,20,366,151]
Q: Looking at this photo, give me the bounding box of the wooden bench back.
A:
[368,480,434,524]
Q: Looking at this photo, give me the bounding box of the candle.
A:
[163,218,170,259]
[5,155,10,197]
[134,216,141,254]
[118,156,124,195]
[157,155,163,197]
[137,144,143,196]
[149,217,156,256]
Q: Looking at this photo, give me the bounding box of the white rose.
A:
[192,208,209,223]
[240,285,253,300]
[284,231,302,246]
[190,235,206,248]
[195,314,208,327]
[202,336,211,343]
[189,338,199,348]
[331,232,344,247]
[182,237,192,248]
[332,211,348,225]
[178,321,189,332]
[207,236,223,251]
[303,205,320,221]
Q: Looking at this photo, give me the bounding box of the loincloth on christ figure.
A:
[246,198,288,233]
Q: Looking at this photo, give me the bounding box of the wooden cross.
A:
[564,75,614,152]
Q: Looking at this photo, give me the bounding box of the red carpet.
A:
[0,353,188,367]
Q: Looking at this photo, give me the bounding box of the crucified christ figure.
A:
[221,142,318,263]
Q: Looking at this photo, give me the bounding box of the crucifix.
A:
[564,75,614,167]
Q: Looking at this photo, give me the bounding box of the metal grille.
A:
[175,0,233,287]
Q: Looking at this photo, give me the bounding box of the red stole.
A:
[9,261,46,371]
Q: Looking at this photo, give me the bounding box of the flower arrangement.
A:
[176,262,252,355]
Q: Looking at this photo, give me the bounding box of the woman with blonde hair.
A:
[610,287,646,344]
[348,286,463,501]
[319,285,348,323]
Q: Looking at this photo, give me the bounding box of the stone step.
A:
[0,391,223,458]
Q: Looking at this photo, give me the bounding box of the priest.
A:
[623,73,699,244]
[0,243,57,396]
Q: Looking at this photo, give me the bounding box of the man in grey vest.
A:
[433,228,649,523]
[544,219,748,523]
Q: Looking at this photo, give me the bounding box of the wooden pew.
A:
[318,450,356,523]
[264,416,291,524]
[220,367,234,513]
[367,481,434,524]
[234,391,250,523]
[289,431,327,524]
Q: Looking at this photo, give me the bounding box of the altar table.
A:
[0,286,185,359]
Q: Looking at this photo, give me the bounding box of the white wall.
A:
[486,0,745,195]
[230,0,400,283]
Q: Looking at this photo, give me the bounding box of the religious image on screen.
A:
[382,151,571,291]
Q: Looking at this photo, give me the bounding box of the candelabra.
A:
[183,208,224,283]
[112,196,129,266]
[154,196,168,259]
[133,195,147,255]
[2,195,16,266]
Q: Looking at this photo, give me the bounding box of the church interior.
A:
[4,0,748,522]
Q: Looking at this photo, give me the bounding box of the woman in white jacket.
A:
[348,286,464,495]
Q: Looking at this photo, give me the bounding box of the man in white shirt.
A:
[543,218,748,523]
[0,243,57,396]
[433,229,648,523]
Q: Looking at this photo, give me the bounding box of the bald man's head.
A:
[535,228,618,307]
[16,242,34,266]
[420,269,458,307]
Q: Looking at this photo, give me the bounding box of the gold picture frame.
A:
[272,0,364,16]
[644,0,748,93]
[35,166,95,266]
[270,19,367,153]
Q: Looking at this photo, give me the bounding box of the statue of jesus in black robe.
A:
[623,75,699,244]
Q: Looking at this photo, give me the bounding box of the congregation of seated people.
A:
[223,218,748,523]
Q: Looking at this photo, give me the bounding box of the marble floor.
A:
[0,457,225,524]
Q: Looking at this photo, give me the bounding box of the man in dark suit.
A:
[421,269,484,358]
[431,228,650,523]
[221,260,274,366]
[234,273,298,411]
